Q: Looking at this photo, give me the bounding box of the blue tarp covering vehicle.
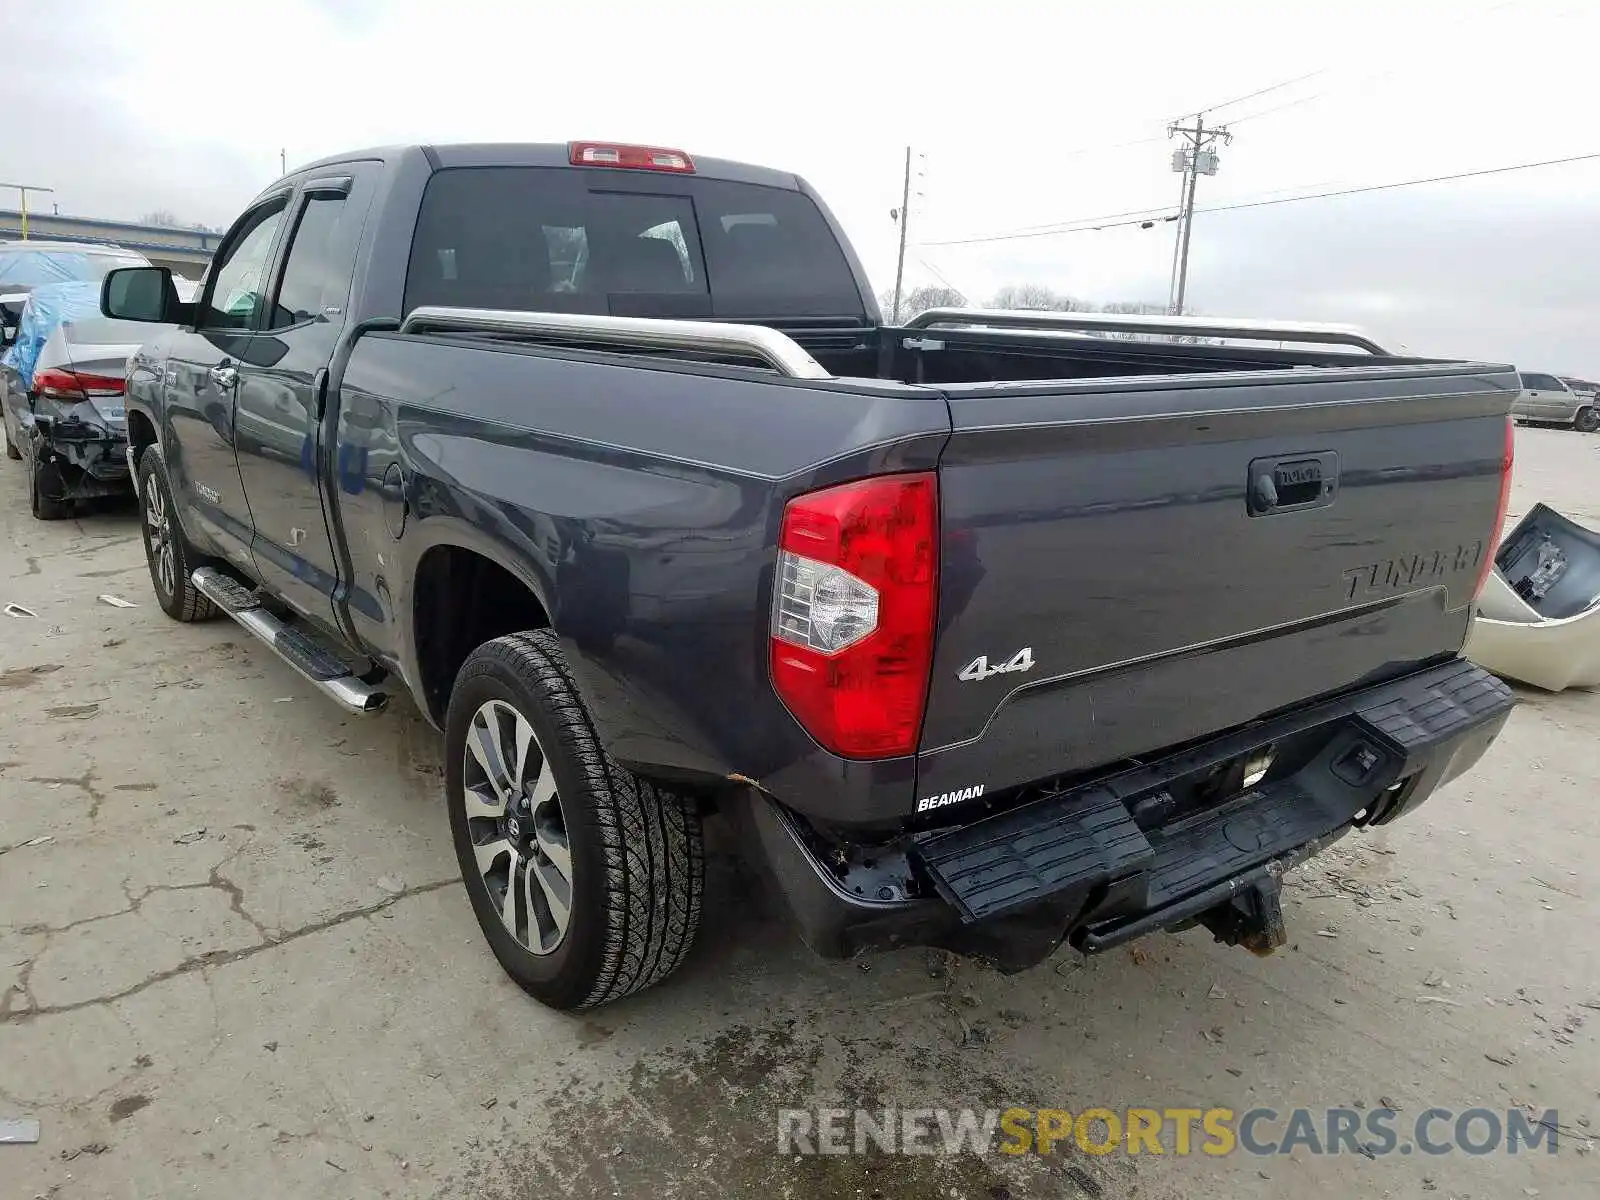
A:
[0,280,103,388]
[0,247,109,291]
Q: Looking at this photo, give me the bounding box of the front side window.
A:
[203,202,287,330]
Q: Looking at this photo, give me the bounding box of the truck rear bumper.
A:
[741,658,1512,966]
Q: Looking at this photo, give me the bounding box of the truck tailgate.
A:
[916,363,1516,806]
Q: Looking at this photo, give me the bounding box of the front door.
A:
[232,169,375,634]
[163,197,290,571]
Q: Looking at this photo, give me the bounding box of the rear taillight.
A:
[769,472,938,759]
[568,141,695,173]
[1474,414,1515,598]
[33,367,125,401]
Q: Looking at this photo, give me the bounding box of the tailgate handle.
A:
[1248,452,1338,515]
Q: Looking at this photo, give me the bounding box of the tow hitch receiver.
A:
[1197,874,1287,956]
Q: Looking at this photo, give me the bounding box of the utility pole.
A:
[1166,116,1231,315]
[280,148,288,176]
[0,182,55,240]
[890,145,911,324]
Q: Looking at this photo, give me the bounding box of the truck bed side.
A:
[330,331,951,819]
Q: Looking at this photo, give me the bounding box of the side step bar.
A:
[190,567,388,715]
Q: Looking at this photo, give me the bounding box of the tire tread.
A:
[453,630,703,1008]
[138,449,217,622]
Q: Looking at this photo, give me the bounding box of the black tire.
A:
[2,404,20,460]
[1576,407,1599,433]
[137,448,217,622]
[445,630,704,1009]
[29,460,70,520]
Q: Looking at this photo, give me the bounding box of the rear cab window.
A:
[403,167,864,322]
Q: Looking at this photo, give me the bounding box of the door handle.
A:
[209,364,238,390]
[1247,451,1339,516]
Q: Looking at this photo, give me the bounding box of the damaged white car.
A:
[1465,503,1600,691]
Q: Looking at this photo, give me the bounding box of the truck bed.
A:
[338,306,1515,831]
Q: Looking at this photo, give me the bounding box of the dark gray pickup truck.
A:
[100,140,1518,1010]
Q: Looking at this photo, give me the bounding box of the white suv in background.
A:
[1512,371,1597,432]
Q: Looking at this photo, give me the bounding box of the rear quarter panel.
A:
[333,333,951,823]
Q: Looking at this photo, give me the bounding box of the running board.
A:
[190,567,388,715]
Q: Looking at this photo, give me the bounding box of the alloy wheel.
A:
[462,699,573,955]
[144,481,176,598]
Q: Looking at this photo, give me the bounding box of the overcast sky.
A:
[4,0,1597,372]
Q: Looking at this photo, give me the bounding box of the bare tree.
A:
[990,283,1081,312]
[139,209,180,227]
[1091,299,1220,343]
[880,284,967,321]
[1094,300,1169,340]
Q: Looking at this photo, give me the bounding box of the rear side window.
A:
[269,194,356,328]
[404,166,863,321]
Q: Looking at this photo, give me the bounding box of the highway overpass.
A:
[0,210,220,278]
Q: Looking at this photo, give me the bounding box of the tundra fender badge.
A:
[917,783,985,813]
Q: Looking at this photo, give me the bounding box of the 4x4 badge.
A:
[958,648,1035,683]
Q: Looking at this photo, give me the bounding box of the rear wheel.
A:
[2,403,21,460]
[29,460,69,520]
[445,630,704,1009]
[137,449,217,622]
[1575,406,1598,433]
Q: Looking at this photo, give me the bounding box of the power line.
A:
[912,253,981,303]
[1213,0,1542,126]
[940,0,1540,181]
[1174,69,1328,122]
[1226,88,1335,127]
[954,198,1182,242]
[924,150,1600,246]
[1198,149,1600,217]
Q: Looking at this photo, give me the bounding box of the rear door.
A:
[233,167,376,632]
[1519,372,1567,419]
[914,365,1515,804]
[163,196,291,570]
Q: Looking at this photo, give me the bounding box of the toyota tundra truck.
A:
[99,140,1517,1010]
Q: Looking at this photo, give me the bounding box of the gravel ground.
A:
[0,425,1595,1199]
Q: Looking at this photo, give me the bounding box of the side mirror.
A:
[101,266,185,323]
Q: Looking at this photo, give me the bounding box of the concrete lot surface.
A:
[1,426,1596,1199]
